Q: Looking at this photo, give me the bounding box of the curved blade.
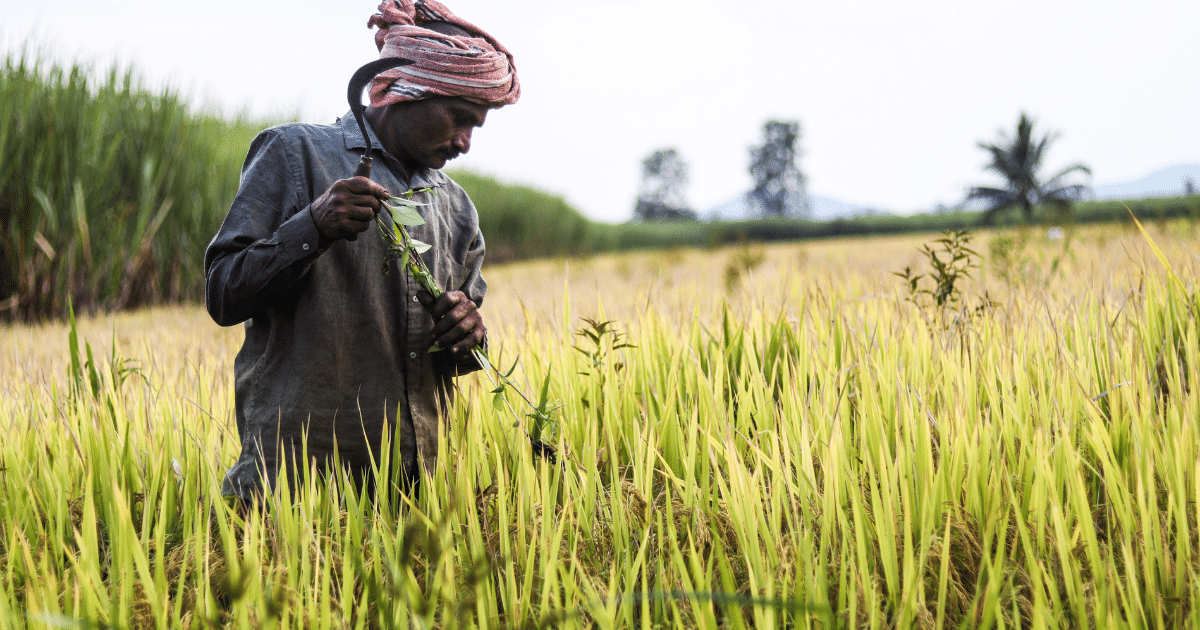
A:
[347,57,415,174]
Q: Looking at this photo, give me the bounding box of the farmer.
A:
[204,0,519,503]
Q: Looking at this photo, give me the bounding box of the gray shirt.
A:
[205,113,486,499]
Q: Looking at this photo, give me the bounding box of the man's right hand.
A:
[310,177,391,243]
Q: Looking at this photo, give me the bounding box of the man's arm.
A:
[204,130,388,326]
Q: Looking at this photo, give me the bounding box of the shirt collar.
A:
[337,111,445,190]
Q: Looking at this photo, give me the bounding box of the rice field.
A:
[1,222,1199,628]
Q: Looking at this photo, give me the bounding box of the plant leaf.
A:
[410,239,432,254]
[537,371,553,406]
[473,349,494,373]
[389,203,426,227]
[399,242,411,274]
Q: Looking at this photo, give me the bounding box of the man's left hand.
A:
[417,290,486,357]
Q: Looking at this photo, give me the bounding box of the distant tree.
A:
[1184,176,1196,196]
[634,148,696,221]
[967,112,1091,225]
[748,120,810,218]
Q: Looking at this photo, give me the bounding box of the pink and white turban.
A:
[367,0,520,108]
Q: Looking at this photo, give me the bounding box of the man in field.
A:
[204,0,519,502]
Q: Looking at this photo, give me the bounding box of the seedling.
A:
[573,317,635,377]
[894,230,979,309]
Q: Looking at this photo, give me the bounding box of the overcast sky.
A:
[4,0,1198,222]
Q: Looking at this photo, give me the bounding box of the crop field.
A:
[1,221,1199,628]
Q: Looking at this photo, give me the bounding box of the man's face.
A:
[370,97,490,171]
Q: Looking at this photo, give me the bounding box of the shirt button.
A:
[412,295,419,302]
[302,243,310,251]
[410,352,418,359]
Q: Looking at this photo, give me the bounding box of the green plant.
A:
[379,191,563,460]
[894,230,979,309]
[573,317,635,414]
[573,317,634,378]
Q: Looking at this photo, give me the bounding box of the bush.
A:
[449,171,601,263]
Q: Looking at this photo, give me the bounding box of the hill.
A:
[1093,163,1200,200]
[705,163,1200,221]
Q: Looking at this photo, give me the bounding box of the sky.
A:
[3,0,1198,222]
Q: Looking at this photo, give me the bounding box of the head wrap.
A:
[367,0,520,108]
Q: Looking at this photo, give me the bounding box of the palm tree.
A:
[968,113,1091,225]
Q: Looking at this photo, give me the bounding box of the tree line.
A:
[634,113,1099,225]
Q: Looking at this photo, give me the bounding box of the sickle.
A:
[347,57,416,178]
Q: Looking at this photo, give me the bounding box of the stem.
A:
[379,198,558,449]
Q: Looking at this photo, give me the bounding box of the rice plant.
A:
[1,217,1199,628]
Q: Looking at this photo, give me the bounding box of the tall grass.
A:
[1,223,1197,627]
[0,47,267,321]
